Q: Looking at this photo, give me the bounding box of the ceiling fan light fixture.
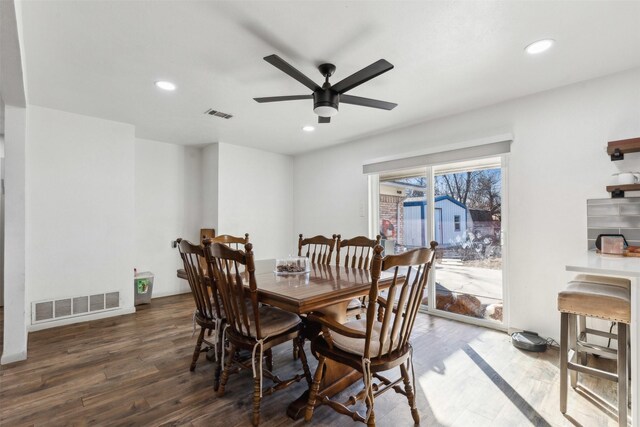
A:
[313,91,339,117]
[313,105,338,117]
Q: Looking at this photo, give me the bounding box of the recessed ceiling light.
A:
[525,39,554,55]
[302,126,315,132]
[155,80,176,91]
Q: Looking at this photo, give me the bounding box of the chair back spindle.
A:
[298,234,337,265]
[210,233,250,251]
[202,234,249,274]
[336,235,381,270]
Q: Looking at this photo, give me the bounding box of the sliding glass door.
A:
[373,157,506,327]
[432,158,504,324]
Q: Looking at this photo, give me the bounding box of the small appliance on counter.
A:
[597,234,627,255]
[594,233,640,257]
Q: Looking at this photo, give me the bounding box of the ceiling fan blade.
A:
[340,94,397,110]
[253,95,312,103]
[331,59,394,94]
[263,54,321,92]
[318,116,331,123]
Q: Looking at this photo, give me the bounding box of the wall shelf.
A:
[606,184,640,198]
[607,137,640,161]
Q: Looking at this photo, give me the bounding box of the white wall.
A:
[25,106,136,315]
[2,105,27,363]
[293,68,640,341]
[1,0,29,364]
[217,142,294,259]
[134,138,201,297]
[0,135,5,307]
[201,143,219,231]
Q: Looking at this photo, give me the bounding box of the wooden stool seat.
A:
[558,280,630,426]
[567,275,631,366]
[571,274,630,289]
[558,281,630,323]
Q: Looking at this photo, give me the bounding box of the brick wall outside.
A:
[379,194,406,245]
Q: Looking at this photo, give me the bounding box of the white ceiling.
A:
[19,1,640,155]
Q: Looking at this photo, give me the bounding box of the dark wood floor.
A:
[0,294,622,426]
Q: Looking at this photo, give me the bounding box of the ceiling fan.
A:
[254,54,397,123]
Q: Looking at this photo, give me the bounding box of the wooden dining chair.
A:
[305,242,438,426]
[200,233,248,272]
[336,235,382,319]
[293,233,338,359]
[205,241,312,426]
[210,233,249,249]
[208,233,283,368]
[336,235,382,269]
[176,228,215,280]
[176,238,225,390]
[298,233,337,265]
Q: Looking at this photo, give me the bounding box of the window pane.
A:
[378,168,428,255]
[432,161,503,322]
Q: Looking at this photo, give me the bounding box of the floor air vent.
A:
[204,108,233,119]
[32,291,120,324]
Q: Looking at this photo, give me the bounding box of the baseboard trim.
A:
[28,306,136,332]
[1,350,27,365]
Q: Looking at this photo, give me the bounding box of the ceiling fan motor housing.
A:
[313,90,339,116]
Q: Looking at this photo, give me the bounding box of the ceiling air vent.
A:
[204,109,233,119]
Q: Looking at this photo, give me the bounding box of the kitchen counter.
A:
[566,250,638,425]
[567,250,640,277]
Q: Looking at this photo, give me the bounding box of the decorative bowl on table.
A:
[275,256,310,274]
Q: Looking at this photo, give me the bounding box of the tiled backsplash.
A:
[587,197,640,249]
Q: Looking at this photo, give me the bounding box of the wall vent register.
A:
[204,108,233,119]
[32,291,120,324]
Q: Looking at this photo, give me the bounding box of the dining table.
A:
[250,259,399,420]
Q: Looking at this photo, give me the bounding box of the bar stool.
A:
[571,275,630,365]
[558,279,631,426]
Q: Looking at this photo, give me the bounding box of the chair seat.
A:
[216,299,255,320]
[331,318,399,356]
[249,306,301,338]
[347,298,363,310]
[558,281,630,323]
[571,274,630,289]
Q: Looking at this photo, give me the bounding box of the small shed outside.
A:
[403,195,468,248]
[468,209,500,238]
